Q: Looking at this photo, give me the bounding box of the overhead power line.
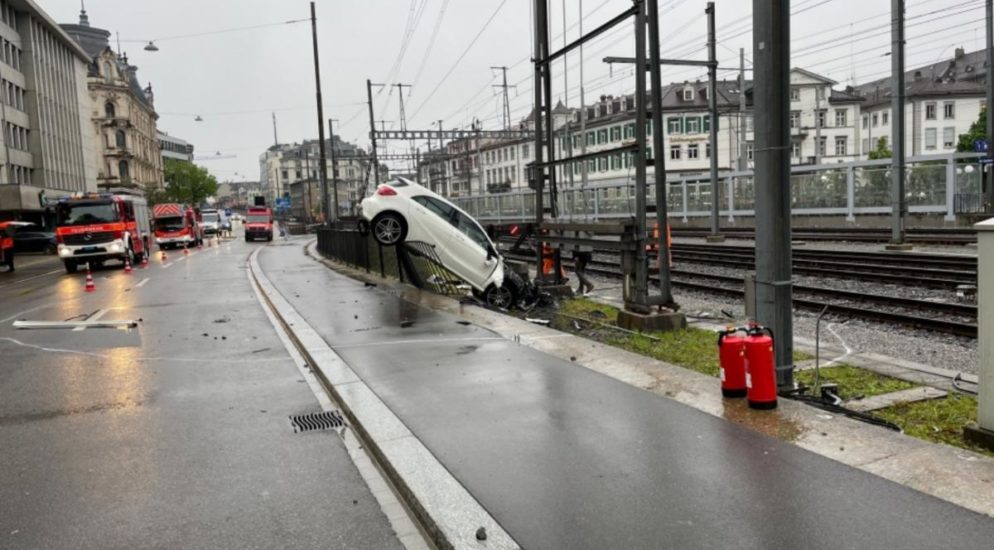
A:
[120,18,308,43]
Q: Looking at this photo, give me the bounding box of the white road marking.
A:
[0,268,62,288]
[73,308,108,331]
[135,277,150,288]
[0,337,288,364]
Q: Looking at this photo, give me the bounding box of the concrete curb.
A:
[248,247,519,550]
[303,241,994,519]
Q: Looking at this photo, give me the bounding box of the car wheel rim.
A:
[376,218,401,243]
[488,286,512,308]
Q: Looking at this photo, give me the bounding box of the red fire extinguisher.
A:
[717,327,747,398]
[745,324,778,410]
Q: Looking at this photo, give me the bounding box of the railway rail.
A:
[670,227,977,244]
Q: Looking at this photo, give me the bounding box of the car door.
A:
[445,211,495,290]
[409,196,459,265]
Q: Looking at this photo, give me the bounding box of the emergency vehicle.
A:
[55,193,151,273]
[244,206,273,242]
[152,203,202,249]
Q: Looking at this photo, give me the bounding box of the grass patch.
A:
[875,394,992,456]
[795,366,917,401]
[554,298,808,378]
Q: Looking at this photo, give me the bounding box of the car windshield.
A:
[59,202,118,226]
[247,215,269,223]
[203,213,220,223]
[154,217,185,232]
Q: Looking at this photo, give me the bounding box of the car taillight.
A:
[376,185,397,196]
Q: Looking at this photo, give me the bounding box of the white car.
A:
[359,177,511,306]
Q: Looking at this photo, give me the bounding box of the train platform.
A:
[251,239,994,549]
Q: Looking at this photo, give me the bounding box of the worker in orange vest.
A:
[646,222,672,269]
[541,242,567,282]
[0,221,16,272]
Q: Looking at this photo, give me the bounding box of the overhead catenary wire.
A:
[119,18,309,43]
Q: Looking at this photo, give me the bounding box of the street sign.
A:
[974,139,990,153]
[224,208,232,217]
[275,198,291,208]
[980,158,994,165]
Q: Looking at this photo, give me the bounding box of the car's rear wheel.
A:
[484,283,515,309]
[371,213,407,246]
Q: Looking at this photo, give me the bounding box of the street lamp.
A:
[195,115,203,122]
[144,41,159,52]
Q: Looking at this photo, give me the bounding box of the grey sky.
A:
[45,0,990,183]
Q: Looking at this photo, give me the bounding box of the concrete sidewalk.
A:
[254,240,994,550]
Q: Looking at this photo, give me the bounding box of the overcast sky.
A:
[45,0,991,183]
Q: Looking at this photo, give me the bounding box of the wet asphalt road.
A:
[0,230,402,549]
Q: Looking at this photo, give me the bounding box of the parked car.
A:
[12,224,56,254]
[359,177,511,307]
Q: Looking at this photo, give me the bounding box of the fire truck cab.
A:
[244,206,273,242]
[55,193,151,273]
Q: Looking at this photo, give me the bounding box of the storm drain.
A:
[289,410,346,433]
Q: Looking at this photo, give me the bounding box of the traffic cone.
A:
[183,243,189,255]
[207,238,212,248]
[160,249,167,260]
[141,254,149,268]
[124,256,133,274]
[84,264,96,293]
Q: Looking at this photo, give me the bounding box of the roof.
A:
[791,67,838,85]
[855,47,989,108]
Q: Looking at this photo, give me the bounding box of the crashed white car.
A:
[359,177,512,306]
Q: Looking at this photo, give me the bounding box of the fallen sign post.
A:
[13,319,139,330]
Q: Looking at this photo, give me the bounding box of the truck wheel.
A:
[246,235,251,242]
[64,260,77,274]
[267,233,273,242]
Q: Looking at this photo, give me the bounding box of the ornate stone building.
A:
[61,8,163,192]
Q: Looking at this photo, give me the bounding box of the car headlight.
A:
[109,241,123,253]
[58,245,71,258]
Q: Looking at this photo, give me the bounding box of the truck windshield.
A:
[154,217,185,232]
[59,202,118,226]
[246,215,270,223]
[203,213,220,223]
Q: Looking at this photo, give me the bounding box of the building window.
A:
[943,127,955,148]
[834,136,847,156]
[118,161,130,181]
[610,126,621,141]
[705,143,711,158]
[685,117,701,134]
[585,132,595,146]
[882,111,889,125]
[861,115,868,129]
[834,109,847,127]
[925,102,936,120]
[598,157,608,172]
[746,143,754,161]
[611,154,621,170]
[281,170,288,179]
[816,87,825,100]
[790,111,800,129]
[862,139,869,154]
[816,110,826,128]
[925,127,937,150]
[522,144,529,158]
[817,136,827,157]
[683,88,694,101]
[667,117,682,134]
[670,145,681,160]
[790,87,800,102]
[115,130,126,148]
[792,142,801,159]
[944,102,955,119]
[687,144,699,159]
[872,113,878,127]
[625,123,635,139]
[597,129,608,144]
[105,102,116,118]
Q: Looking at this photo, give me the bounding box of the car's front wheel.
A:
[484,283,515,309]
[371,213,407,246]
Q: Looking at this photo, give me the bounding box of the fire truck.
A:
[152,203,202,250]
[244,206,273,242]
[55,193,151,273]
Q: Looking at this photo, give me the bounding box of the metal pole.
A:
[533,0,547,278]
[738,48,747,171]
[706,2,720,239]
[753,0,794,390]
[562,0,575,197]
[647,0,673,306]
[541,16,557,219]
[579,0,588,190]
[310,2,330,224]
[328,118,340,221]
[814,81,822,165]
[367,79,380,189]
[986,0,993,211]
[891,0,906,245]
[633,0,648,306]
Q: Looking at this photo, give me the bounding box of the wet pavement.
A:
[260,240,994,550]
[0,235,402,549]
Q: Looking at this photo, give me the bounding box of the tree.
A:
[867,136,892,160]
[956,107,988,153]
[162,159,218,206]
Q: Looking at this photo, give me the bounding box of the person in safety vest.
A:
[0,221,17,272]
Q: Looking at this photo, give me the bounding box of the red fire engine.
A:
[55,193,152,273]
[244,206,273,242]
[152,203,203,250]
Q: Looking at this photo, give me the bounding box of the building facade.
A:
[62,8,163,193]
[0,0,98,223]
[158,130,194,162]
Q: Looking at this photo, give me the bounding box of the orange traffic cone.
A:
[160,249,167,260]
[141,253,149,268]
[183,243,189,255]
[84,264,96,292]
[124,256,133,274]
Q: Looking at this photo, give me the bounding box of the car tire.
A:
[64,260,77,274]
[484,283,515,310]
[371,213,407,246]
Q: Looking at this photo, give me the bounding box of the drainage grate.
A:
[289,410,346,433]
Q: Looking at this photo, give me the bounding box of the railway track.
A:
[670,227,977,244]
[501,250,978,338]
